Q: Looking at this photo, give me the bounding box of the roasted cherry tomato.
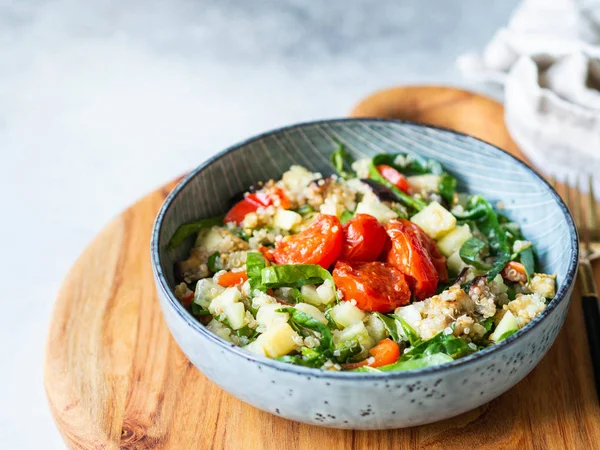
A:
[343,338,401,369]
[272,214,343,268]
[332,261,411,312]
[384,219,440,300]
[340,214,388,262]
[376,165,410,193]
[402,220,448,283]
[216,270,248,287]
[224,188,290,225]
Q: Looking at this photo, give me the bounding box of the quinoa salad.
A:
[170,145,556,372]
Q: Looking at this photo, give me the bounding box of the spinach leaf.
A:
[519,246,535,281]
[390,314,421,346]
[374,313,400,343]
[261,264,337,299]
[459,237,491,271]
[482,317,494,332]
[324,307,341,330]
[330,143,355,179]
[236,326,259,340]
[372,153,444,176]
[439,173,457,205]
[333,340,363,364]
[207,251,220,272]
[340,210,355,225]
[354,353,454,372]
[191,303,211,316]
[277,355,323,368]
[368,161,426,212]
[246,252,266,293]
[399,331,474,361]
[295,204,314,215]
[168,215,224,250]
[277,307,333,354]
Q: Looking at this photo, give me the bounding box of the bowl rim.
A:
[151,117,579,379]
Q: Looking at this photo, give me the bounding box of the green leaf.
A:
[518,246,535,281]
[168,215,224,250]
[277,307,333,354]
[330,143,356,179]
[333,340,363,364]
[459,237,491,271]
[368,162,426,212]
[496,328,517,342]
[359,353,453,372]
[340,210,355,225]
[324,308,341,330]
[295,204,314,215]
[277,355,323,368]
[207,251,220,272]
[371,153,444,176]
[438,173,457,204]
[482,317,494,332]
[374,313,400,343]
[261,265,337,300]
[391,314,422,347]
[191,303,211,316]
[246,252,266,293]
[236,326,259,340]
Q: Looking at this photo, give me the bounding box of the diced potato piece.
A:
[334,321,374,351]
[316,279,336,305]
[256,303,289,328]
[407,174,441,193]
[256,322,298,358]
[195,228,225,252]
[223,302,246,330]
[209,287,241,314]
[194,278,225,309]
[528,273,556,299]
[206,319,233,342]
[447,251,467,274]
[294,303,327,325]
[437,224,472,257]
[273,209,302,231]
[365,313,387,343]
[489,311,518,342]
[355,200,397,224]
[331,301,366,328]
[242,340,266,356]
[410,201,456,239]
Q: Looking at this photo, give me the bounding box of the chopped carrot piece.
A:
[216,271,248,287]
[502,261,527,283]
[342,338,400,370]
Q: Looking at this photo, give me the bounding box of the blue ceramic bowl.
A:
[151,119,578,429]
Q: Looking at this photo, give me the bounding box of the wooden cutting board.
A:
[45,86,600,449]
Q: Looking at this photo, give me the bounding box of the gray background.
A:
[0,0,518,447]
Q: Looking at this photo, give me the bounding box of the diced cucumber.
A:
[410,201,456,239]
[437,224,472,257]
[301,282,335,306]
[273,209,302,231]
[223,302,246,330]
[316,279,336,305]
[394,304,422,331]
[355,200,397,224]
[300,285,322,306]
[333,321,374,351]
[194,278,225,309]
[407,174,442,193]
[256,303,289,328]
[256,322,298,358]
[447,250,467,274]
[208,286,241,314]
[365,313,388,343]
[331,301,366,328]
[489,311,519,342]
[294,303,327,325]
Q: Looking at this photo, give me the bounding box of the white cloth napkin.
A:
[458,0,600,190]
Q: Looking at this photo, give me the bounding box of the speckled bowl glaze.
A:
[151,119,578,429]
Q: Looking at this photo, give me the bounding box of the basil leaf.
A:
[459,237,491,271]
[246,252,266,293]
[374,313,400,343]
[330,143,355,179]
[340,210,354,225]
[439,173,457,204]
[391,314,421,346]
[207,251,220,272]
[368,161,426,212]
[277,307,333,354]
[261,264,337,298]
[168,215,224,250]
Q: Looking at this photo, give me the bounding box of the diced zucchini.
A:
[407,174,442,193]
[223,302,246,330]
[256,322,298,358]
[195,228,225,252]
[273,209,302,231]
[410,201,456,239]
[208,286,241,314]
[333,321,374,351]
[447,251,467,274]
[194,278,225,309]
[365,313,388,343]
[242,340,266,356]
[294,303,328,324]
[355,200,397,224]
[331,301,366,328]
[489,311,519,342]
[256,303,289,328]
[437,224,472,257]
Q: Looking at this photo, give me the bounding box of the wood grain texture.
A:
[45,86,600,449]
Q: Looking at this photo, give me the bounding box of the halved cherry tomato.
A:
[340,214,388,262]
[182,292,194,307]
[502,261,527,283]
[272,214,343,269]
[376,165,410,193]
[216,270,248,287]
[401,220,448,283]
[258,246,275,263]
[332,261,411,312]
[342,338,400,370]
[384,219,439,300]
[224,188,291,225]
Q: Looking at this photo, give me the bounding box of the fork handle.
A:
[580,259,600,403]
